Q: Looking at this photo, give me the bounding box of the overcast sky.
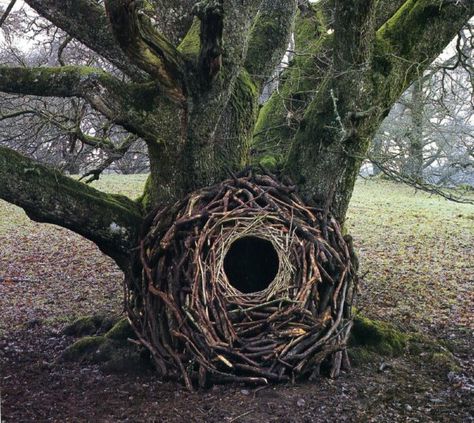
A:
[0,0,23,11]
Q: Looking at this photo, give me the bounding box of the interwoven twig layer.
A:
[126,173,356,389]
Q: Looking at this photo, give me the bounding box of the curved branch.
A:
[245,0,297,86]
[0,146,143,268]
[375,0,474,102]
[104,0,186,102]
[24,0,147,81]
[0,65,127,129]
[0,65,163,144]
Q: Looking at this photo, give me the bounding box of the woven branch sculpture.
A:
[126,173,356,389]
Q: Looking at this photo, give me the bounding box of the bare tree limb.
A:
[79,137,138,183]
[369,157,474,205]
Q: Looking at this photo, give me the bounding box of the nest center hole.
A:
[223,236,279,293]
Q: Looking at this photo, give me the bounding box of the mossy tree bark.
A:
[0,0,472,265]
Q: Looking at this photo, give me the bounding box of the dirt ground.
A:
[1,179,473,422]
[1,322,472,422]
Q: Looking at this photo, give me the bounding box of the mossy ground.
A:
[349,316,460,373]
[62,317,151,374]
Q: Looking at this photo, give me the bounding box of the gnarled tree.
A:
[1,0,473,385]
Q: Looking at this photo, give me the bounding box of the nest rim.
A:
[213,217,296,300]
[128,173,356,389]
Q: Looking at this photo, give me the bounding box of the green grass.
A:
[89,173,147,199]
[346,178,474,332]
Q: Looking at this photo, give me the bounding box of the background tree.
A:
[369,23,474,191]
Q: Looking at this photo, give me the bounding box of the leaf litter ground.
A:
[0,176,473,422]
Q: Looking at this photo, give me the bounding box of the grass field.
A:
[1,175,473,422]
[347,179,473,334]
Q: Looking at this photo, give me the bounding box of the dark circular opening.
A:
[223,236,279,293]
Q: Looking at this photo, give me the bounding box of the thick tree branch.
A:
[24,0,146,81]
[104,0,186,103]
[375,0,406,28]
[0,146,143,268]
[149,0,198,44]
[0,65,127,128]
[333,0,376,71]
[193,0,224,82]
[375,0,474,103]
[252,3,332,167]
[184,0,261,91]
[0,65,164,144]
[245,0,297,86]
[0,66,116,99]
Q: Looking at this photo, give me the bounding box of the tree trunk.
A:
[402,79,425,182]
[255,0,473,220]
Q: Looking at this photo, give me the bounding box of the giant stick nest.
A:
[127,172,356,389]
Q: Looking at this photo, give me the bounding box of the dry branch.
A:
[126,172,357,388]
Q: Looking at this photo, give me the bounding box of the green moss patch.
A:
[350,315,410,356]
[349,315,460,372]
[61,314,149,373]
[105,318,135,343]
[63,314,120,337]
[62,335,108,362]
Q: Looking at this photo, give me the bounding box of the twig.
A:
[0,0,17,28]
